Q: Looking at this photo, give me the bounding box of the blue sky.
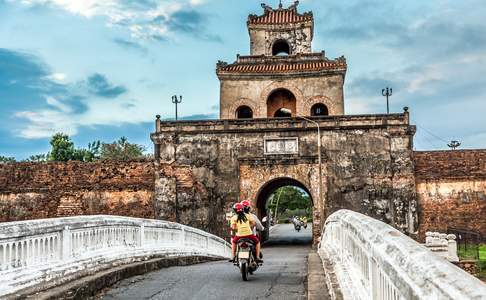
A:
[1,0,485,159]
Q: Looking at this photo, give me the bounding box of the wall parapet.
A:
[0,215,231,298]
[318,210,486,300]
[152,113,411,135]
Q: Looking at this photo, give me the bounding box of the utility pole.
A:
[274,188,283,223]
[172,95,182,120]
[382,87,393,114]
[447,140,461,150]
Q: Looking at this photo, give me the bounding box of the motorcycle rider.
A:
[241,200,264,235]
[229,202,262,263]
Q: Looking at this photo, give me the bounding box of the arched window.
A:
[267,89,296,118]
[311,103,329,116]
[272,40,291,56]
[236,105,253,119]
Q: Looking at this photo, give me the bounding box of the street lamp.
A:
[382,87,393,114]
[172,95,182,120]
[448,140,461,150]
[280,108,323,215]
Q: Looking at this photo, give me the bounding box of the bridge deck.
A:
[98,224,314,300]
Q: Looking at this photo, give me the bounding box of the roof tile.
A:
[218,60,346,74]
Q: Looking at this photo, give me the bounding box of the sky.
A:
[0,0,485,159]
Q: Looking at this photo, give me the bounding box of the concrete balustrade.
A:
[0,216,231,298]
[318,210,486,300]
[424,231,459,262]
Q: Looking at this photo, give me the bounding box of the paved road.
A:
[97,223,312,300]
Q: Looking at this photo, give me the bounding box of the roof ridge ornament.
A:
[260,1,299,12]
[289,1,299,11]
[261,3,273,13]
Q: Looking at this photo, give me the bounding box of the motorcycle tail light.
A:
[241,242,248,248]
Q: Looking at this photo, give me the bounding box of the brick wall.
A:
[415,150,486,241]
[0,161,155,222]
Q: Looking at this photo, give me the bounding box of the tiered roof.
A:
[217,54,347,76]
[248,1,313,26]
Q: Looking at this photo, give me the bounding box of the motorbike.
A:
[294,222,301,232]
[291,217,301,232]
[235,238,261,281]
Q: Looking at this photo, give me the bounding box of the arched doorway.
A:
[236,105,253,119]
[255,177,313,244]
[310,103,329,116]
[267,89,297,118]
[272,39,291,56]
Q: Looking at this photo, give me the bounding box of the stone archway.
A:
[260,82,304,117]
[227,98,259,119]
[303,95,343,116]
[267,89,297,118]
[239,161,325,245]
[254,177,314,242]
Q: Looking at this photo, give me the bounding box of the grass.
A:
[457,244,486,281]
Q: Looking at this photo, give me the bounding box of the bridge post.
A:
[368,256,378,299]
[181,227,186,247]
[61,226,72,261]
[139,223,145,247]
[206,236,210,250]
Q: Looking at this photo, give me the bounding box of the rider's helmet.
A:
[241,200,251,213]
[233,202,244,213]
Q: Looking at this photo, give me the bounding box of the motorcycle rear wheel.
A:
[240,262,249,281]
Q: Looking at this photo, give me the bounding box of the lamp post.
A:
[382,87,393,114]
[280,108,323,214]
[172,95,182,120]
[448,140,461,150]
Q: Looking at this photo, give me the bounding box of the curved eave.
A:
[216,67,347,79]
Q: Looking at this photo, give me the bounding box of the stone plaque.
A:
[264,137,299,155]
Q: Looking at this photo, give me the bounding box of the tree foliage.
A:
[11,133,146,163]
[25,154,47,162]
[47,133,76,162]
[100,137,146,161]
[0,155,16,163]
[267,186,312,216]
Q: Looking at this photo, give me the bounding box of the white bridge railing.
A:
[0,215,231,298]
[319,210,486,300]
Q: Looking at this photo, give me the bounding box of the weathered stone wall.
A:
[152,113,417,240]
[415,150,486,241]
[0,161,155,222]
[219,75,345,119]
[249,22,313,56]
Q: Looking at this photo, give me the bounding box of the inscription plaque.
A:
[264,137,299,155]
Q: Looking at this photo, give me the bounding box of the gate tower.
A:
[217,1,347,119]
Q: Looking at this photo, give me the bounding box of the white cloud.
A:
[190,0,205,5]
[406,65,443,93]
[46,72,67,82]
[20,0,208,40]
[15,110,78,138]
[44,95,71,112]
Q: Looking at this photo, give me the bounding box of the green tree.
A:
[267,186,311,217]
[25,154,47,162]
[100,137,145,161]
[47,133,76,161]
[0,155,16,163]
[73,141,101,162]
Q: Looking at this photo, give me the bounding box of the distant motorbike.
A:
[291,217,302,232]
[234,238,261,281]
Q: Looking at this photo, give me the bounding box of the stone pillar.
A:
[447,234,459,262]
[154,166,177,221]
[61,226,72,261]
